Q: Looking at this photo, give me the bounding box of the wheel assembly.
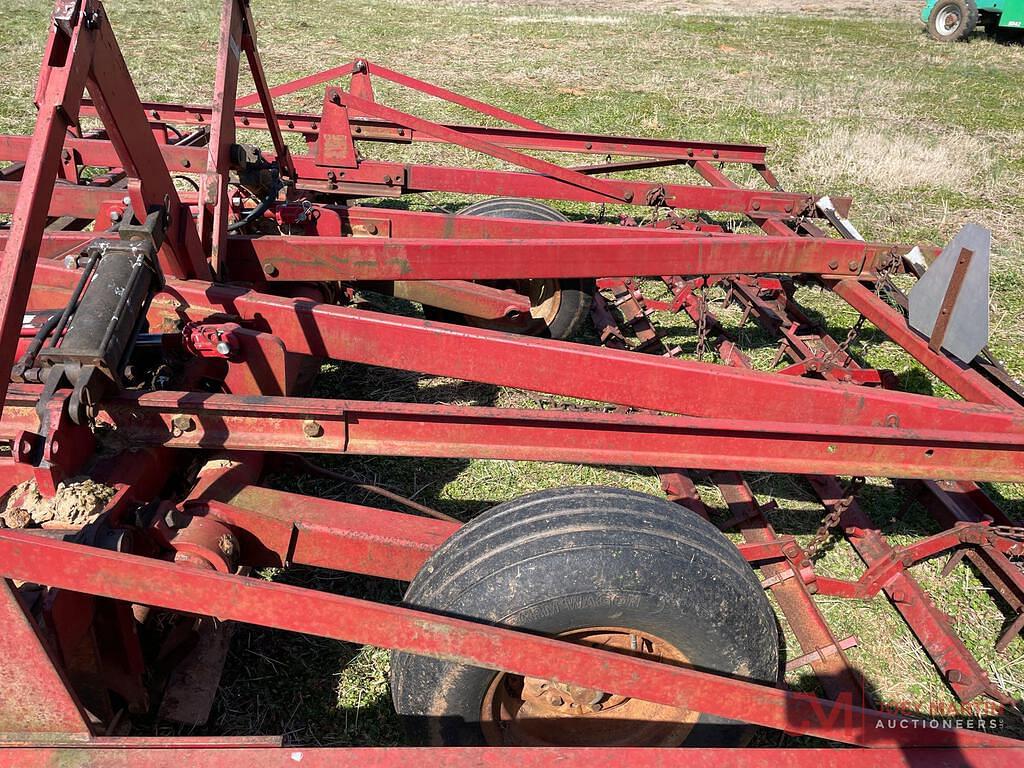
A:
[423,197,593,339]
[391,487,778,747]
[0,0,1023,765]
[927,0,979,41]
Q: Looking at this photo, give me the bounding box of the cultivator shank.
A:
[1,1,1023,764]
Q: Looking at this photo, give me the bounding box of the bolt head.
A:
[215,341,232,356]
[828,260,839,270]
[303,419,324,438]
[263,262,279,277]
[64,254,78,269]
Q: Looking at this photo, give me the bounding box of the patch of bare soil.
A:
[0,478,116,529]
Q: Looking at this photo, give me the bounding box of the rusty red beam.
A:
[397,161,810,217]
[0,132,809,217]
[196,490,458,580]
[2,745,1021,767]
[0,529,1015,748]
[6,384,1024,481]
[192,490,788,580]
[3,745,1020,767]
[228,233,879,281]
[25,262,1024,442]
[79,101,770,163]
[0,2,95,417]
[334,87,629,202]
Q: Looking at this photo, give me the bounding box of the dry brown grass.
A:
[800,126,993,193]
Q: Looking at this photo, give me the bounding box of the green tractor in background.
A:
[922,0,1023,41]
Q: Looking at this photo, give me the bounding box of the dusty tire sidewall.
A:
[391,487,779,747]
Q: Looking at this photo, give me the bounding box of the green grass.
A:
[3,0,1024,747]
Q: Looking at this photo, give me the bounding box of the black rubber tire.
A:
[390,486,780,747]
[928,0,979,41]
[422,198,593,340]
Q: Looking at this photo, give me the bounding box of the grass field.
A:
[3,0,1024,747]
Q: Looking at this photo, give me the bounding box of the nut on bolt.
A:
[218,533,237,558]
[171,414,196,435]
[303,419,324,438]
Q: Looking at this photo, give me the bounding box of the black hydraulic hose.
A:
[11,311,61,382]
[227,179,282,232]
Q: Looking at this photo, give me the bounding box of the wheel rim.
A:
[462,278,562,334]
[936,5,963,34]
[479,626,699,746]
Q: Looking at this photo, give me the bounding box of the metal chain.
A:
[817,314,866,371]
[816,251,902,372]
[873,249,903,311]
[805,476,865,560]
[991,525,1024,543]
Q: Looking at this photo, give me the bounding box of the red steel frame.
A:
[1,0,1023,764]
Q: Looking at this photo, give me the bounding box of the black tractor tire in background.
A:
[390,486,780,747]
[927,0,979,41]
[422,198,593,340]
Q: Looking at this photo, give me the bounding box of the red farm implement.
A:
[1,0,1024,764]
